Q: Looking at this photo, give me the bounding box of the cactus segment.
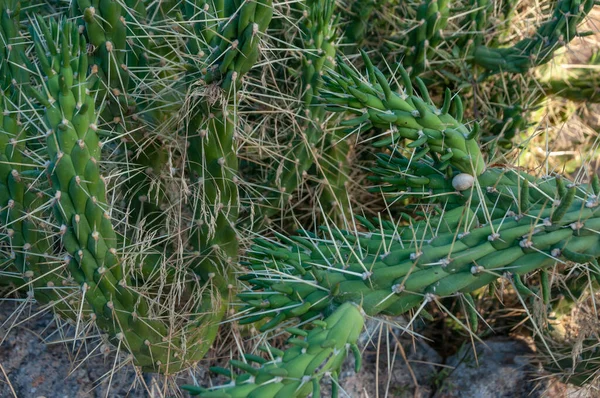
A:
[368,153,600,218]
[472,0,595,74]
[321,53,486,176]
[391,0,450,76]
[239,167,600,325]
[184,0,273,283]
[0,3,85,318]
[256,0,351,224]
[0,18,225,374]
[186,0,273,92]
[544,50,600,103]
[71,0,175,233]
[182,302,364,398]
[342,0,376,50]
[0,94,83,318]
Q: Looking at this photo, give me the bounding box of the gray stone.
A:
[0,302,151,398]
[322,319,443,398]
[433,337,543,398]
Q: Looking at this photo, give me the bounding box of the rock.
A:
[0,302,150,398]
[1,302,593,397]
[433,337,544,398]
[322,318,443,397]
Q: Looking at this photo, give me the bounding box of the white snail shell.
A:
[452,173,475,191]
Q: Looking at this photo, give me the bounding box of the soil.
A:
[0,304,593,398]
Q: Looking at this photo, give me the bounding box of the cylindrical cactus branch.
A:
[71,0,174,234]
[472,0,595,74]
[542,50,600,103]
[1,18,224,374]
[0,92,84,315]
[388,0,450,76]
[72,0,132,107]
[182,302,364,398]
[452,0,490,49]
[183,0,272,285]
[254,0,351,225]
[342,0,376,50]
[482,77,546,149]
[298,0,353,222]
[368,152,600,219]
[237,165,600,327]
[0,0,29,88]
[0,5,85,314]
[321,51,486,176]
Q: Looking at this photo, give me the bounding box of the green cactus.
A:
[369,152,600,218]
[254,0,350,225]
[452,0,490,49]
[0,0,273,375]
[472,0,595,74]
[322,52,486,176]
[543,50,600,102]
[24,20,228,373]
[342,0,377,50]
[0,1,85,316]
[182,302,364,398]
[71,0,174,235]
[238,183,600,326]
[2,0,600,395]
[386,0,450,76]
[183,0,272,284]
[482,77,546,149]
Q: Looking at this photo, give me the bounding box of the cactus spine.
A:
[183,0,273,286]
[323,52,486,176]
[472,0,595,74]
[240,181,600,323]
[182,303,364,398]
[255,0,344,225]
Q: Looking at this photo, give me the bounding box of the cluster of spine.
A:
[391,0,450,76]
[543,50,600,102]
[183,0,272,288]
[256,0,351,224]
[182,303,364,398]
[72,0,172,233]
[472,0,595,74]
[369,152,600,217]
[321,52,486,176]
[237,164,600,326]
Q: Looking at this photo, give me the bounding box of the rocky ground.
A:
[0,303,593,398]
